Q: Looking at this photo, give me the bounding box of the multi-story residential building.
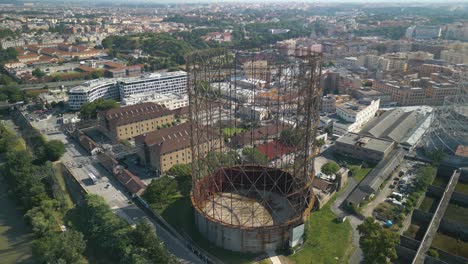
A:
[121,92,189,110]
[440,50,468,65]
[333,99,380,135]
[373,82,425,106]
[242,60,270,82]
[406,25,441,40]
[68,71,188,110]
[411,42,445,59]
[320,94,336,113]
[97,102,174,142]
[118,71,187,99]
[135,122,222,175]
[352,87,393,107]
[373,80,458,106]
[68,79,119,110]
[378,55,408,72]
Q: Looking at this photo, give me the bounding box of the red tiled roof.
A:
[255,140,295,160]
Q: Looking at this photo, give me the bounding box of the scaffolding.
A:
[187,49,322,252]
[425,78,468,156]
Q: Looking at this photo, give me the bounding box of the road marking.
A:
[267,251,282,264]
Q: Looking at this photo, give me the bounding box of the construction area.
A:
[187,49,323,253]
[424,80,468,166]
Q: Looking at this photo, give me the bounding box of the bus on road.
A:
[88,173,98,184]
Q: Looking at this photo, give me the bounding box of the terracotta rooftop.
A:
[255,140,295,160]
[135,122,218,155]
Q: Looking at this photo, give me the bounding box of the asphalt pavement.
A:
[35,117,203,264]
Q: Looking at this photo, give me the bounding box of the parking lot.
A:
[363,160,427,223]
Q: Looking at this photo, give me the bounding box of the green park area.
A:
[222,127,246,139]
[145,162,354,264]
[455,181,468,195]
[334,153,374,182]
[287,192,354,264]
[432,233,468,259]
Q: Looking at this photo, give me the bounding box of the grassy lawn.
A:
[455,181,468,195]
[156,197,259,264]
[222,127,246,139]
[419,196,438,213]
[287,194,353,264]
[432,233,468,258]
[432,176,449,188]
[52,163,74,210]
[349,166,372,182]
[444,203,468,224]
[403,224,420,239]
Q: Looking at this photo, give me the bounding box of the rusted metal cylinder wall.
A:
[194,208,297,253]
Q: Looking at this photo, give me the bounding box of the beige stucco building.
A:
[135,122,222,175]
[98,102,174,142]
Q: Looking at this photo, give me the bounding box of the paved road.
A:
[37,122,202,264]
[330,177,364,264]
[360,173,396,218]
[1,80,84,90]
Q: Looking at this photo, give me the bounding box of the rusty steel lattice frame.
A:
[187,49,323,232]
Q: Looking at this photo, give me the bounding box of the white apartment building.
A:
[212,82,257,104]
[68,79,119,110]
[121,92,189,110]
[68,71,188,111]
[118,71,187,98]
[333,99,380,136]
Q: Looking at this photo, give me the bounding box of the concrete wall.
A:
[434,247,468,264]
[396,245,416,262]
[425,256,447,264]
[400,235,421,251]
[413,209,432,226]
[194,208,292,253]
[439,218,468,241]
[427,186,468,207]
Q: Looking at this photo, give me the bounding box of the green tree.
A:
[166,163,192,195]
[25,199,61,236]
[428,249,439,258]
[206,151,239,169]
[315,138,326,148]
[358,217,399,263]
[1,150,49,210]
[43,140,65,162]
[426,149,444,165]
[143,177,178,206]
[90,71,102,79]
[242,147,268,164]
[32,230,86,264]
[0,93,7,102]
[0,47,18,63]
[128,220,176,264]
[0,74,15,85]
[414,166,436,192]
[32,68,46,78]
[279,128,300,146]
[321,161,340,175]
[72,194,174,263]
[79,99,119,119]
